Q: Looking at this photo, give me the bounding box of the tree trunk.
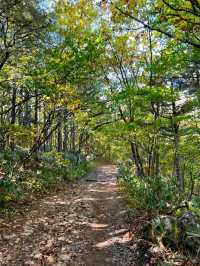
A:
[43,110,49,152]
[130,141,144,177]
[0,51,9,71]
[34,91,39,159]
[63,123,69,152]
[172,100,184,191]
[174,125,184,191]
[70,119,76,153]
[57,110,63,152]
[10,87,17,150]
[23,92,31,126]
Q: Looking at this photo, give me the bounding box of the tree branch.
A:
[115,5,200,48]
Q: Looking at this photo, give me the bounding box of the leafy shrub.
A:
[0,149,93,211]
[146,212,200,254]
[64,161,91,181]
[0,147,29,163]
[38,151,69,166]
[190,195,200,217]
[0,179,15,203]
[118,164,179,217]
[0,176,22,204]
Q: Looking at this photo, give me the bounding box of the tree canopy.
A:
[0,0,200,263]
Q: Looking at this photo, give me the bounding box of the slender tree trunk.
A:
[10,87,17,150]
[155,150,160,178]
[43,110,49,152]
[57,110,63,152]
[130,141,144,177]
[34,91,39,125]
[147,140,154,176]
[34,90,39,159]
[0,51,9,71]
[11,87,17,124]
[174,124,184,191]
[63,123,69,152]
[23,91,31,126]
[172,100,184,191]
[71,119,76,153]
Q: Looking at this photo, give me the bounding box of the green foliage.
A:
[0,149,93,209]
[65,160,94,181]
[0,147,29,163]
[190,196,200,217]
[0,177,21,204]
[118,164,179,216]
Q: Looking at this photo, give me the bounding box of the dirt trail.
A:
[0,165,134,266]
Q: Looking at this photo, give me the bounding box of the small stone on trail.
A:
[33,252,43,260]
[24,260,35,265]
[59,254,71,261]
[46,255,55,264]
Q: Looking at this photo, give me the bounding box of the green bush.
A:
[64,161,91,181]
[0,177,22,204]
[0,149,94,211]
[190,195,200,217]
[0,147,29,162]
[118,164,179,217]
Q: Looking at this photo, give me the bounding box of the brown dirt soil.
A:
[0,165,134,266]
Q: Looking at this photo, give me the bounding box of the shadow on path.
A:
[0,165,134,266]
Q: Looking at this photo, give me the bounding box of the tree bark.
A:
[130,141,144,177]
[0,51,9,71]
[172,100,184,191]
[10,87,17,150]
[57,110,63,152]
[63,123,69,152]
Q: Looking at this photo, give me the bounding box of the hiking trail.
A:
[0,165,134,266]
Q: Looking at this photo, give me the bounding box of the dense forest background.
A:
[0,0,200,263]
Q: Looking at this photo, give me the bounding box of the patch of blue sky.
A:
[39,0,55,11]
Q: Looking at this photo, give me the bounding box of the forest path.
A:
[0,165,134,266]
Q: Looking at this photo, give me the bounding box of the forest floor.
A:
[0,164,135,266]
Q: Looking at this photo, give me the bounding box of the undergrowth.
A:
[0,149,95,215]
[118,163,200,265]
